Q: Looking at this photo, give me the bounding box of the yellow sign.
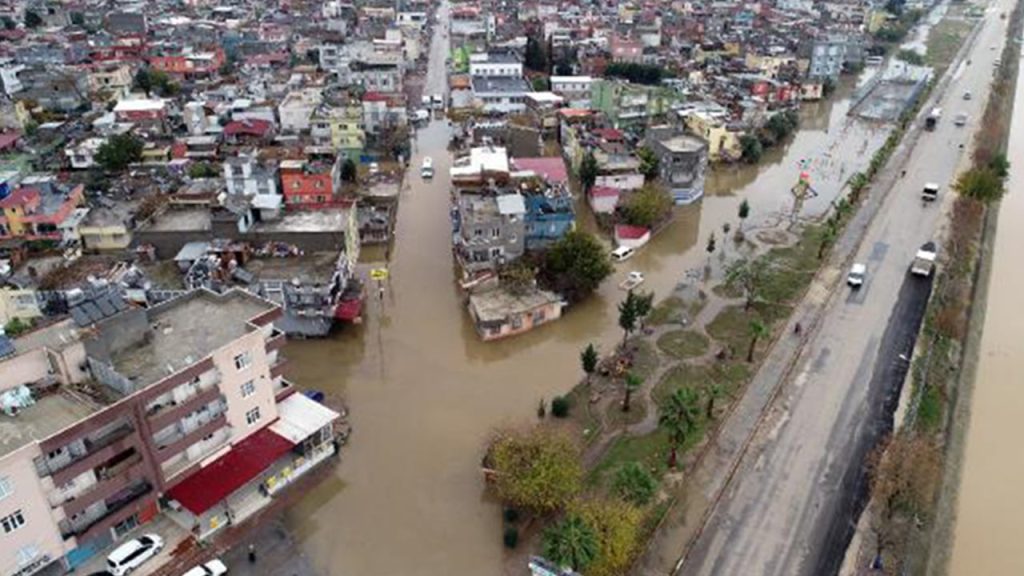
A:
[370,268,389,280]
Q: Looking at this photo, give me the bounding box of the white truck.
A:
[910,241,938,277]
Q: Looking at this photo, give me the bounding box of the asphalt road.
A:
[677,2,1017,574]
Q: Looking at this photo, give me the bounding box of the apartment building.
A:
[0,289,340,574]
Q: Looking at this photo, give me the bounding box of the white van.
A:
[107,534,164,576]
[922,182,940,201]
[847,263,867,288]
[421,156,434,178]
[611,246,635,261]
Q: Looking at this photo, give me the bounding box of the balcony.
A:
[273,377,296,401]
[61,481,154,541]
[154,412,228,464]
[48,427,139,488]
[266,330,287,352]
[148,386,225,432]
[60,458,150,518]
[269,356,289,380]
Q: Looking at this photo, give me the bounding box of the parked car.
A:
[847,263,867,288]
[963,90,972,100]
[107,534,164,576]
[611,246,635,261]
[182,558,228,576]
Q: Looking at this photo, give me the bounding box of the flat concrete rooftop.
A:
[144,207,213,232]
[111,290,273,388]
[255,209,349,233]
[245,252,340,283]
[0,392,97,458]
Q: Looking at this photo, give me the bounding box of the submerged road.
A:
[678,1,1016,574]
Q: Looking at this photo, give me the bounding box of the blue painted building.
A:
[524,193,575,250]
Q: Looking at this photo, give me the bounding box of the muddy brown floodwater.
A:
[948,42,1024,576]
[280,4,888,574]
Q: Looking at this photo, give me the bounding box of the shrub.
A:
[503,507,520,523]
[551,396,571,418]
[503,526,519,549]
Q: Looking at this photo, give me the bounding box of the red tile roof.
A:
[224,119,274,137]
[511,157,569,185]
[615,224,650,240]
[167,427,295,515]
[593,128,624,142]
[362,91,389,102]
[0,187,40,209]
[589,186,620,198]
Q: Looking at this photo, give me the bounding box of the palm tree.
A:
[635,291,655,331]
[704,382,727,420]
[725,258,768,311]
[818,223,837,260]
[623,372,642,412]
[659,387,701,469]
[747,319,768,362]
[580,343,599,385]
[542,514,598,572]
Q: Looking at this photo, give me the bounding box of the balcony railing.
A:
[148,387,225,433]
[60,480,153,540]
[60,458,149,519]
[154,412,228,464]
[45,426,138,487]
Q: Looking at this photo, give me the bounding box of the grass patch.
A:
[759,226,822,306]
[653,362,750,405]
[564,384,602,443]
[657,330,711,359]
[705,305,763,354]
[712,282,743,299]
[916,384,944,433]
[588,429,672,489]
[604,392,648,428]
[627,338,660,381]
[925,12,973,75]
[647,296,685,326]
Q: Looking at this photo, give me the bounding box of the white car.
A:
[847,263,867,288]
[963,90,972,100]
[421,156,434,178]
[182,558,228,576]
[107,534,164,576]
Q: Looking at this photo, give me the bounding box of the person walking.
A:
[248,544,257,563]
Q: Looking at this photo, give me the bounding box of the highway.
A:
[677,1,1016,574]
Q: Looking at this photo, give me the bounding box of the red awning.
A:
[167,427,295,515]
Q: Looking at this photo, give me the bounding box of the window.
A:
[16,545,38,566]
[245,407,261,426]
[0,476,11,500]
[490,227,500,238]
[1,510,25,533]
[233,352,252,370]
[240,380,256,398]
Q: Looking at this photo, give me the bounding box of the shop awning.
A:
[167,427,295,515]
[271,393,340,444]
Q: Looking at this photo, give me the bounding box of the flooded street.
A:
[280,5,889,574]
[948,42,1024,576]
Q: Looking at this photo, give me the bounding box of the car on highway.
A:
[955,112,968,126]
[922,182,940,202]
[182,558,228,576]
[964,90,972,100]
[847,263,866,288]
[107,534,163,576]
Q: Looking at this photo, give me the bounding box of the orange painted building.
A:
[279,158,342,209]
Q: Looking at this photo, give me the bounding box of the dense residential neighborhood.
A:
[0,0,1018,573]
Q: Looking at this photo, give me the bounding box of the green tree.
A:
[634,291,654,331]
[24,9,42,28]
[69,12,85,26]
[532,76,550,91]
[740,134,763,163]
[818,222,837,260]
[954,167,1005,203]
[621,185,673,228]
[580,343,599,385]
[746,319,768,362]
[487,427,583,513]
[542,514,598,572]
[618,291,641,347]
[4,317,30,336]
[622,372,642,412]
[188,162,219,179]
[659,387,701,469]
[539,230,613,303]
[572,498,644,576]
[341,158,357,182]
[896,49,925,65]
[612,462,657,506]
[989,153,1011,178]
[579,151,598,193]
[499,261,536,296]
[95,133,143,172]
[637,146,660,181]
[725,258,769,311]
[525,36,549,72]
[1,16,15,30]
